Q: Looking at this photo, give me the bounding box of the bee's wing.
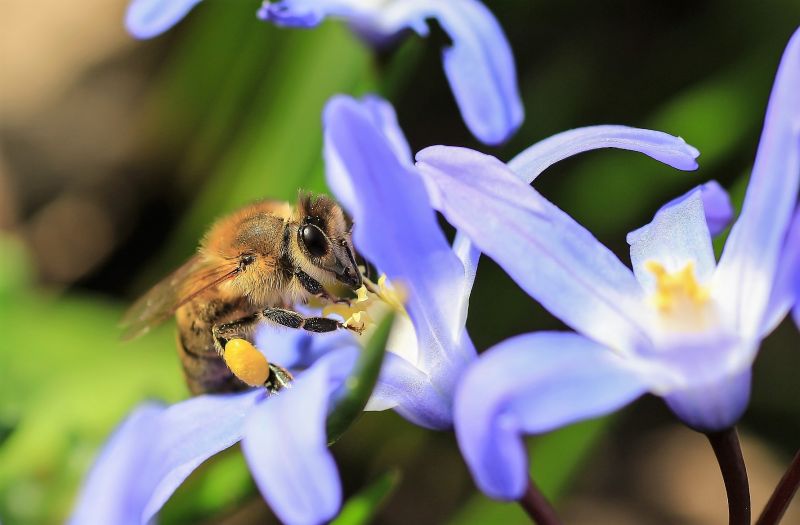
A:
[120,256,238,341]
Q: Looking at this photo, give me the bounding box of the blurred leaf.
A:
[447,418,610,525]
[0,234,31,299]
[332,470,401,525]
[149,21,377,276]
[557,51,772,237]
[160,447,254,524]
[327,313,394,444]
[0,291,183,524]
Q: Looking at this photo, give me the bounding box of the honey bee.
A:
[121,194,363,395]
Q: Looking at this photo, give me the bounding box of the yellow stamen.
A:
[223,338,270,387]
[644,260,710,313]
[322,273,407,331]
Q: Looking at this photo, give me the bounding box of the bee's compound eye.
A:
[301,225,328,257]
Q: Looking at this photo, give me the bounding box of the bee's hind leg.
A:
[265,363,293,394]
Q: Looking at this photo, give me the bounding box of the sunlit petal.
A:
[627,187,716,294]
[324,97,474,391]
[714,28,800,341]
[761,207,800,335]
[417,146,651,355]
[455,332,649,500]
[125,0,204,39]
[242,347,357,525]
[508,125,700,184]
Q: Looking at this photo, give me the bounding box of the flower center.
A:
[644,260,713,331]
[323,274,407,331]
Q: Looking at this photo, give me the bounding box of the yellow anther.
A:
[644,260,710,313]
[322,274,407,331]
[223,338,270,387]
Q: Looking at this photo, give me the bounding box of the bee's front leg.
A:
[261,307,362,334]
[294,269,351,305]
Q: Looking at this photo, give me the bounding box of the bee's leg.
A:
[295,269,350,305]
[211,313,260,355]
[265,363,293,394]
[262,307,362,334]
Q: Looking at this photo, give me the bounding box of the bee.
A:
[120,194,363,395]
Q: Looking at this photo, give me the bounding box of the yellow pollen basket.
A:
[644,260,710,313]
[323,274,407,331]
[223,338,270,387]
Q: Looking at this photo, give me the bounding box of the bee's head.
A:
[294,194,361,290]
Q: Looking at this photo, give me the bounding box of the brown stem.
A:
[706,427,751,525]
[517,477,562,525]
[756,449,800,525]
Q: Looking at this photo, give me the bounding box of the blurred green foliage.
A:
[1,1,798,524]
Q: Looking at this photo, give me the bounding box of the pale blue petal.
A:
[142,391,262,521]
[416,146,652,356]
[508,125,700,184]
[365,352,453,430]
[455,332,649,500]
[71,392,262,525]
[641,181,733,237]
[762,207,800,334]
[715,28,800,341]
[258,1,325,27]
[664,368,751,432]
[125,0,203,39]
[452,230,480,334]
[255,321,357,371]
[267,0,522,144]
[242,347,357,525]
[627,187,716,294]
[432,0,523,144]
[69,404,163,525]
[324,97,474,400]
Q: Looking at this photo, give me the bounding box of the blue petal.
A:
[715,28,800,341]
[454,332,649,500]
[365,352,453,430]
[416,146,652,356]
[70,392,261,525]
[125,0,203,39]
[258,1,326,28]
[664,368,751,432]
[255,321,356,371]
[269,0,522,144]
[324,96,474,403]
[69,405,163,525]
[762,207,800,334]
[242,347,358,525]
[431,0,524,144]
[627,187,716,294]
[508,125,700,184]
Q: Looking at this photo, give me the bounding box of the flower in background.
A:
[321,95,703,429]
[415,27,799,500]
[125,0,524,145]
[70,330,362,525]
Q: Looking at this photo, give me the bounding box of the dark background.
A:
[1,1,798,523]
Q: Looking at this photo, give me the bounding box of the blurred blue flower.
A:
[322,95,703,431]
[415,28,799,500]
[125,0,524,145]
[70,330,360,525]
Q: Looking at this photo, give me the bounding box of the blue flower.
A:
[70,330,360,525]
[414,28,800,500]
[321,95,703,431]
[125,0,523,145]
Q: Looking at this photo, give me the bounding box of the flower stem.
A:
[756,449,800,525]
[706,427,751,525]
[517,476,562,525]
